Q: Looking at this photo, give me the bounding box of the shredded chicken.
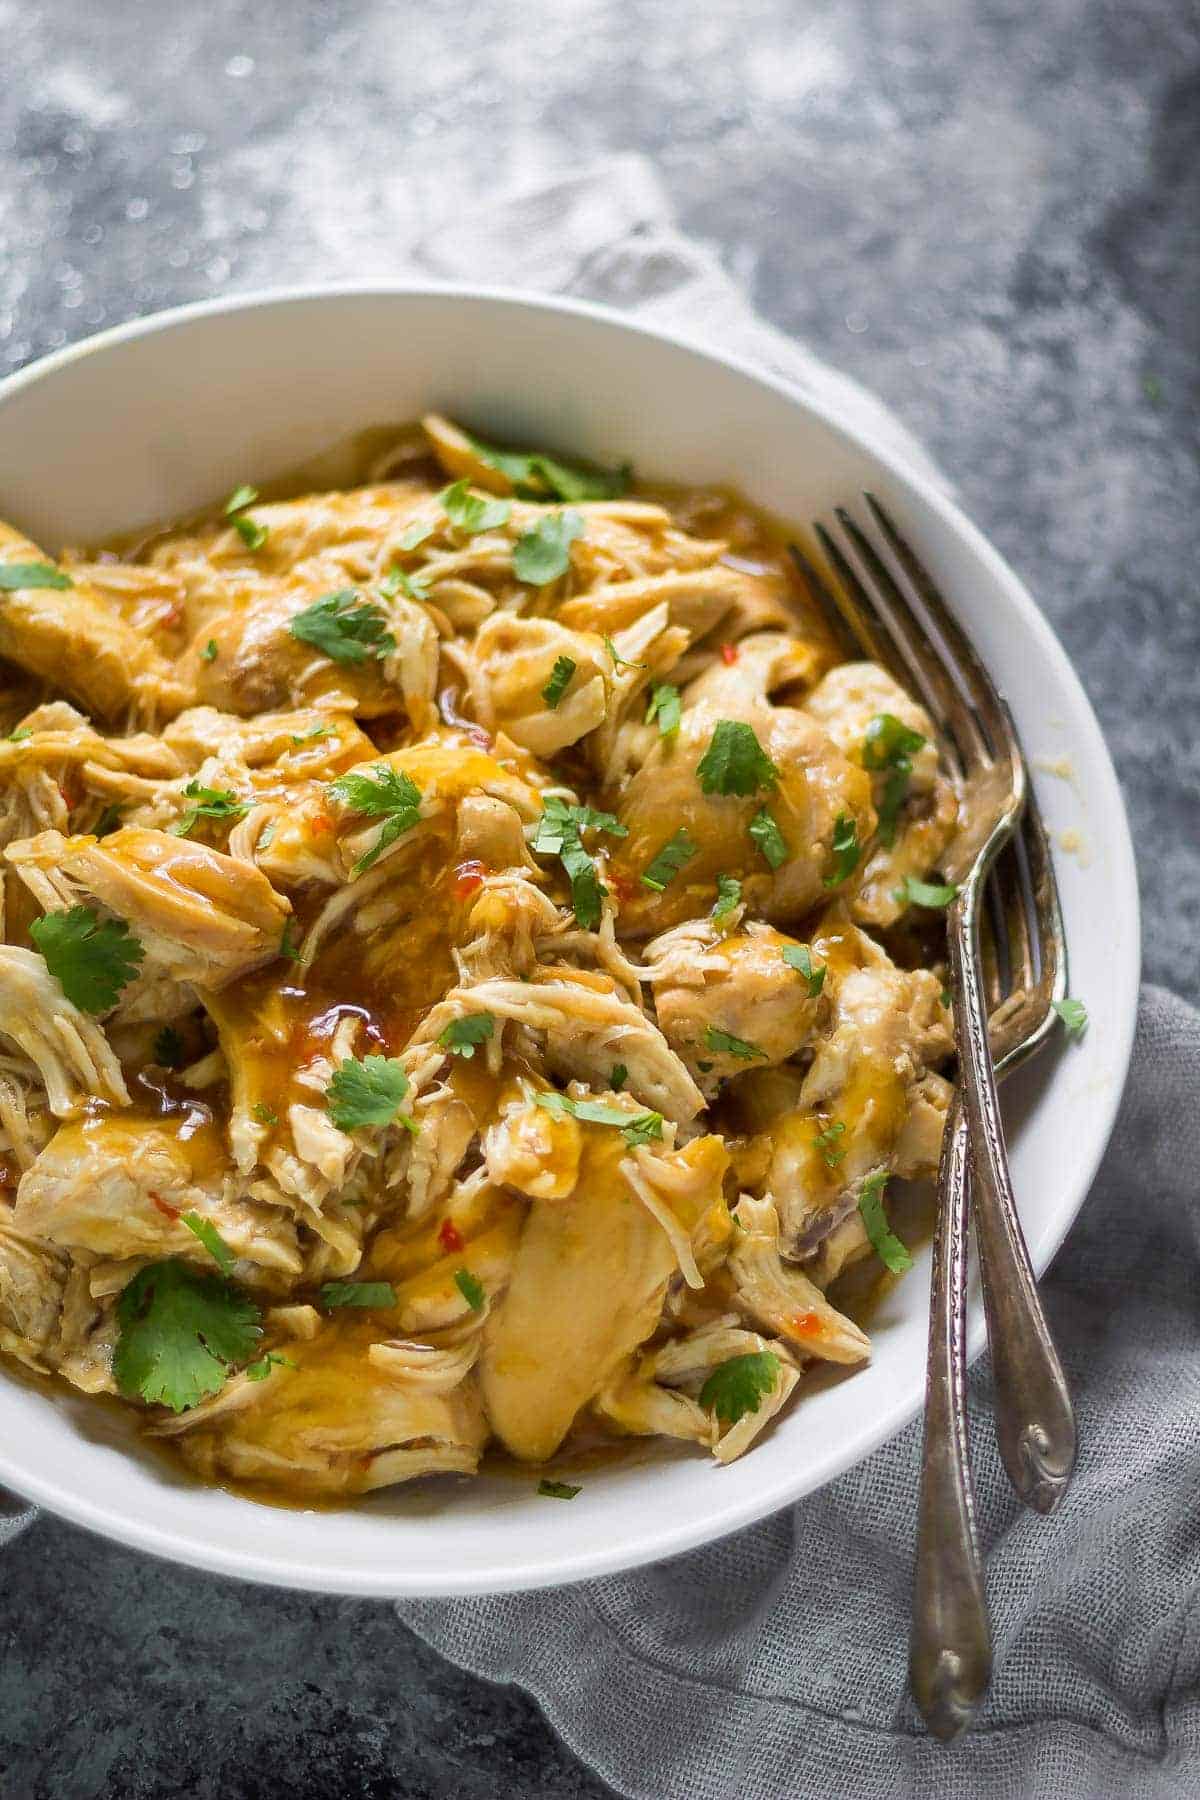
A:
[0,415,961,1501]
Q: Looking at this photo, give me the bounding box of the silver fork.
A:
[791,504,1074,1733]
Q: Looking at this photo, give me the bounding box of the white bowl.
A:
[0,287,1139,1595]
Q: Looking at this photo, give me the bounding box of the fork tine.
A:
[1020,780,1067,1007]
[863,496,1017,757]
[809,525,918,687]
[992,837,1034,999]
[829,509,991,772]
[787,542,863,666]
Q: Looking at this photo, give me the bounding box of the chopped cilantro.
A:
[541,654,577,709]
[513,510,584,585]
[438,1013,495,1059]
[245,1351,295,1381]
[454,1268,486,1312]
[1053,996,1088,1039]
[114,1259,261,1413]
[604,635,644,672]
[31,905,144,1014]
[92,803,124,838]
[328,762,423,874]
[438,479,512,535]
[181,1212,236,1275]
[533,1089,664,1147]
[289,590,396,665]
[712,873,742,929]
[696,720,779,797]
[858,1172,913,1273]
[824,813,860,887]
[327,1055,416,1135]
[171,780,249,838]
[290,724,330,746]
[641,827,697,892]
[398,518,434,551]
[645,682,681,737]
[7,727,31,742]
[532,796,626,932]
[814,1120,847,1168]
[537,1478,582,1499]
[465,430,630,502]
[863,713,927,848]
[251,1103,277,1125]
[379,566,427,601]
[610,1063,628,1091]
[781,942,825,996]
[748,807,788,870]
[232,514,268,551]
[704,1025,765,1061]
[699,1351,780,1426]
[223,484,259,515]
[0,562,72,591]
[201,638,218,662]
[321,1281,397,1310]
[895,874,959,909]
[153,1025,185,1069]
[278,919,301,962]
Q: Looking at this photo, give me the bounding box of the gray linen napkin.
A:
[2,156,1188,1797]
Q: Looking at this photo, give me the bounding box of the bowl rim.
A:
[0,281,1141,1594]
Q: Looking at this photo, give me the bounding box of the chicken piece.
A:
[410,968,703,1126]
[683,631,822,712]
[802,662,959,927]
[469,614,608,757]
[0,522,192,724]
[608,694,875,938]
[370,1172,527,1335]
[484,1082,583,1200]
[645,919,822,1087]
[556,565,754,641]
[0,946,129,1114]
[620,1133,732,1289]
[478,1125,679,1461]
[729,915,952,1258]
[598,1316,800,1465]
[7,826,292,991]
[163,1322,488,1497]
[454,793,534,872]
[728,1193,869,1365]
[13,1111,301,1276]
[0,1210,67,1366]
[162,705,372,774]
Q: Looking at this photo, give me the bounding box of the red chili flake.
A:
[151,1193,180,1221]
[608,871,634,905]
[720,641,739,665]
[160,603,184,630]
[453,860,486,899]
[438,1220,464,1254]
[310,812,334,836]
[790,1310,824,1339]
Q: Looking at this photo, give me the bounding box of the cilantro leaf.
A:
[232,514,268,551]
[328,763,423,874]
[246,1351,295,1381]
[558,834,606,930]
[863,713,927,849]
[894,874,959,909]
[645,683,681,737]
[321,1281,397,1310]
[171,780,249,838]
[814,1120,847,1168]
[153,1025,185,1068]
[542,655,577,709]
[466,430,630,502]
[641,827,697,892]
[696,720,780,797]
[278,919,301,963]
[181,1211,236,1275]
[533,1089,664,1147]
[0,562,72,591]
[92,803,124,838]
[327,1055,416,1134]
[1053,996,1088,1039]
[454,1268,486,1312]
[704,1025,764,1061]
[223,484,259,515]
[7,726,31,742]
[532,797,625,931]
[290,724,330,746]
[824,813,861,887]
[438,479,512,535]
[513,510,584,585]
[251,1103,277,1125]
[858,1172,913,1273]
[379,566,427,602]
[712,873,742,929]
[201,638,218,662]
[610,1063,628,1091]
[699,1351,780,1426]
[782,942,825,996]
[438,1013,495,1059]
[31,906,144,1014]
[289,590,396,665]
[398,518,434,551]
[114,1259,261,1413]
[605,635,644,673]
[538,1478,582,1499]
[748,807,788,870]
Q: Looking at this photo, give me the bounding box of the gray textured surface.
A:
[0,2,1195,1796]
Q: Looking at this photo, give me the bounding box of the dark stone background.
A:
[0,2,1196,1795]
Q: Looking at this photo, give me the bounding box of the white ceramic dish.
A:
[0,287,1139,1595]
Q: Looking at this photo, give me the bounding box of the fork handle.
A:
[949,890,1077,1513]
[910,1088,990,1741]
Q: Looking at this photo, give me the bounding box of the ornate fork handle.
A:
[910,1088,990,1740]
[949,878,1077,1513]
